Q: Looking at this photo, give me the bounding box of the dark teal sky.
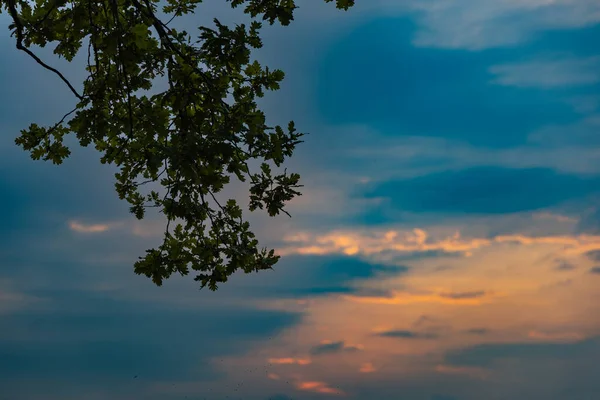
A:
[1,1,600,399]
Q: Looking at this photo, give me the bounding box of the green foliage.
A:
[2,0,353,290]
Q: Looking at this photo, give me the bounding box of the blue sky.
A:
[1,1,600,399]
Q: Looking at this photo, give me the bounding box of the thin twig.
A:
[6,0,84,101]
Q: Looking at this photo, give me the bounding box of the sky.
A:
[1,1,600,399]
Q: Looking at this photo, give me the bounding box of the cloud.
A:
[346,290,494,306]
[295,380,344,396]
[0,281,42,315]
[489,56,600,88]
[528,115,600,148]
[439,291,487,300]
[528,331,584,342]
[376,330,439,339]
[444,336,600,367]
[359,362,376,373]
[278,227,600,261]
[465,328,489,335]
[245,255,408,300]
[0,287,301,395]
[584,250,600,261]
[576,206,600,234]
[310,340,363,355]
[362,167,598,215]
[434,364,490,380]
[555,259,577,271]
[68,220,112,233]
[332,125,600,185]
[590,267,600,274]
[396,0,600,50]
[267,358,312,366]
[310,341,345,355]
[316,18,581,148]
[567,95,600,114]
[533,212,579,223]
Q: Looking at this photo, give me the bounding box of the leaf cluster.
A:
[2,0,353,290]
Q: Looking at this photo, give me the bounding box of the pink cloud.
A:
[359,362,376,373]
[68,220,111,233]
[296,381,344,395]
[268,357,312,365]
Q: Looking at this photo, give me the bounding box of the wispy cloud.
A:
[68,220,113,233]
[340,128,600,178]
[434,364,490,380]
[490,56,600,88]
[389,0,600,50]
[359,362,376,373]
[346,291,494,306]
[528,330,584,342]
[533,212,579,224]
[439,291,487,300]
[310,340,363,355]
[295,380,344,395]
[0,281,42,315]
[465,328,489,335]
[267,357,312,366]
[376,329,439,339]
[555,259,577,271]
[278,228,600,260]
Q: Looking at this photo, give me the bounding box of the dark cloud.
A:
[377,330,439,339]
[575,206,600,234]
[585,250,600,261]
[352,287,397,298]
[309,340,361,355]
[413,315,436,327]
[555,260,577,271]
[439,291,486,300]
[465,328,489,335]
[0,287,301,395]
[245,255,409,299]
[445,336,600,367]
[284,286,355,296]
[310,341,346,355]
[361,167,598,214]
[0,142,129,250]
[589,267,600,274]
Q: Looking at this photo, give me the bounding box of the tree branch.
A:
[6,0,84,101]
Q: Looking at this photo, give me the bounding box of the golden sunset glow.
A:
[221,220,600,398]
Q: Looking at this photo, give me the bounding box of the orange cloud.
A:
[267,373,280,380]
[268,357,312,365]
[359,362,376,373]
[68,220,111,233]
[343,290,494,306]
[296,381,344,395]
[277,229,600,259]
